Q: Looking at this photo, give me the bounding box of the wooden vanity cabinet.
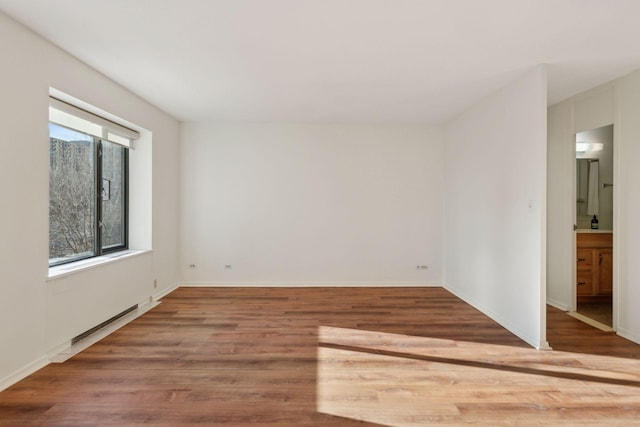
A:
[598,248,613,295]
[576,233,612,299]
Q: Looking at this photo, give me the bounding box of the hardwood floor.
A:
[1,287,639,426]
[547,303,640,358]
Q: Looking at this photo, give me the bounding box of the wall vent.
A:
[71,304,138,345]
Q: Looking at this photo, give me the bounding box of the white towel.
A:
[587,161,599,216]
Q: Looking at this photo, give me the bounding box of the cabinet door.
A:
[577,271,594,296]
[576,249,593,271]
[598,249,613,295]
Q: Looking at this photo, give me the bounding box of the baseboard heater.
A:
[71,304,138,345]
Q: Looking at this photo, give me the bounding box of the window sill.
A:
[47,249,151,280]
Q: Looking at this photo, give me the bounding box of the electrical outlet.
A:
[153,279,157,289]
[224,264,232,270]
[189,264,196,269]
[416,265,428,270]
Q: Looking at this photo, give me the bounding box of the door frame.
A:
[570,105,619,331]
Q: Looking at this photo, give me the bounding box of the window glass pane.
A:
[100,140,126,250]
[49,123,96,265]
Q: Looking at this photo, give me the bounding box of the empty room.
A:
[1,1,640,425]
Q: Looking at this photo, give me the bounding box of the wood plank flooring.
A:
[1,287,639,426]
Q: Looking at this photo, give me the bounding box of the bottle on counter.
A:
[591,215,599,230]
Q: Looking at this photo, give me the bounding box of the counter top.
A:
[576,229,613,234]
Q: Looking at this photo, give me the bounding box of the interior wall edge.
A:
[444,283,542,349]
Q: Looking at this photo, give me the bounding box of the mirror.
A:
[575,124,613,230]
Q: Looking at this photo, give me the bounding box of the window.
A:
[48,97,138,266]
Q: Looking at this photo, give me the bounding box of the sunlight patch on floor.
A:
[316,326,640,426]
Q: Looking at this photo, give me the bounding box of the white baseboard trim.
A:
[180,281,441,287]
[1,284,177,392]
[546,298,570,311]
[154,282,180,300]
[0,356,49,392]
[48,300,160,364]
[617,327,640,345]
[444,283,549,350]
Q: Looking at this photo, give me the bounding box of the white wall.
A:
[444,66,548,349]
[573,88,615,135]
[616,70,640,343]
[180,124,443,286]
[45,254,154,352]
[0,11,180,388]
[546,102,574,310]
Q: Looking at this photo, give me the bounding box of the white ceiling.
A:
[2,0,640,124]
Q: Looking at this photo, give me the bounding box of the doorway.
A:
[573,124,613,330]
